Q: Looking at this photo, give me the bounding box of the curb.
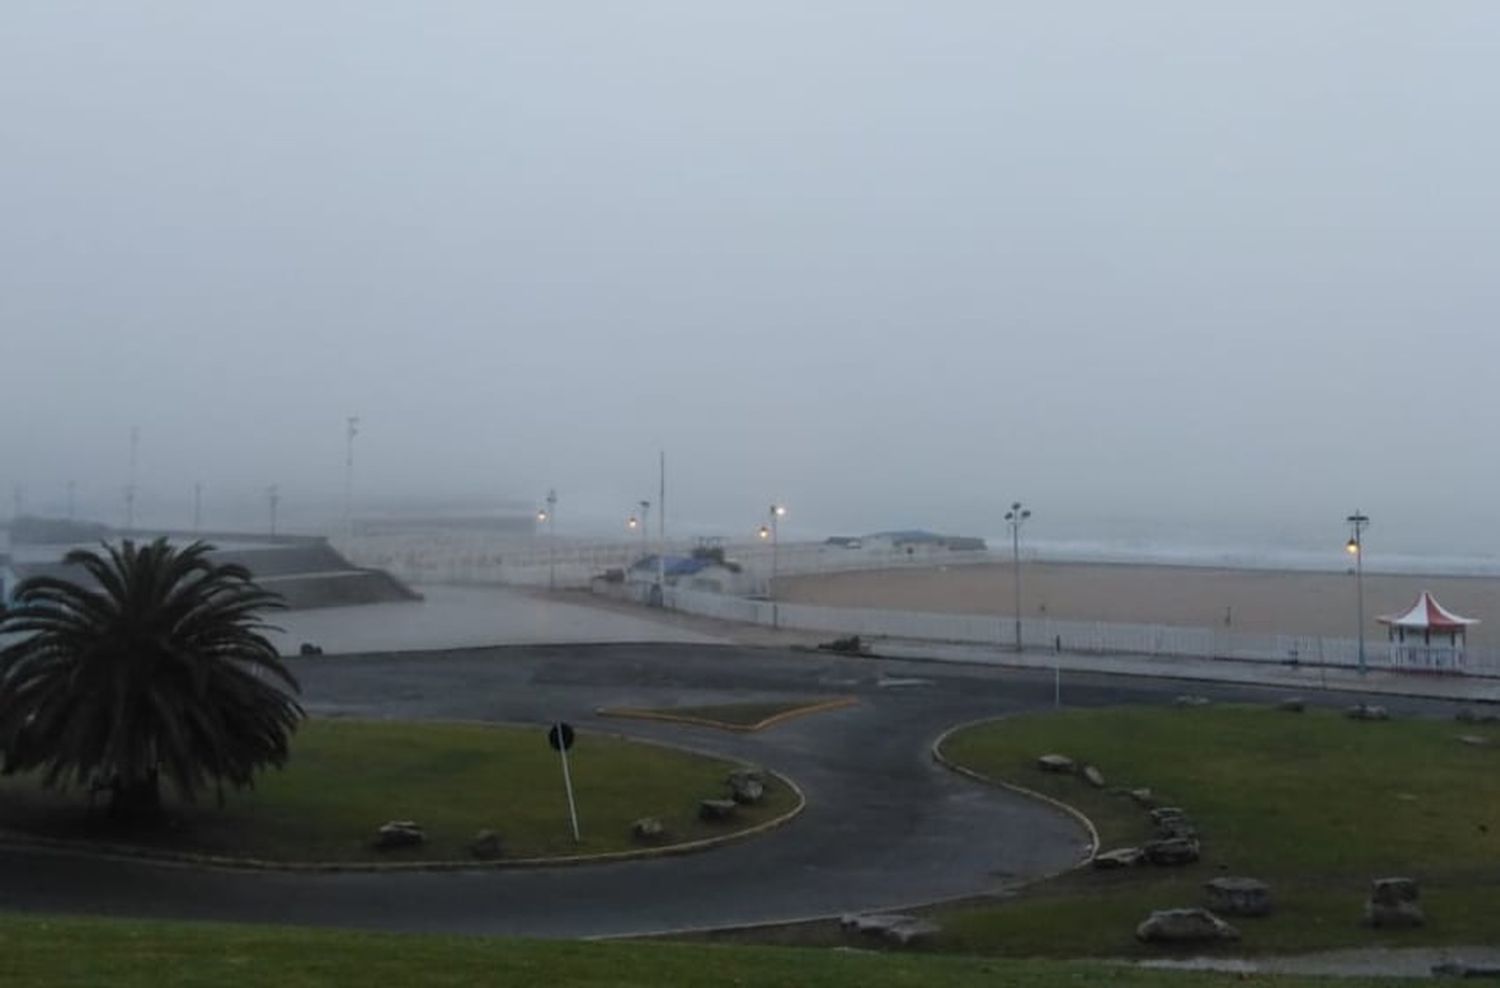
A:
[929,716,1101,869]
[595,696,859,733]
[0,720,806,875]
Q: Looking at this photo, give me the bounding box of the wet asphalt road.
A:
[0,644,1466,937]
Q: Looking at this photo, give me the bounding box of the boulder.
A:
[631,817,666,843]
[1136,908,1240,944]
[727,767,766,788]
[699,798,739,822]
[839,913,941,947]
[1081,765,1106,788]
[1347,703,1390,722]
[1037,754,1075,773]
[373,820,425,850]
[729,777,766,805]
[1150,807,1188,826]
[469,829,504,860]
[1144,837,1201,866]
[1366,877,1424,928]
[1174,695,1212,708]
[1457,735,1492,747]
[1156,817,1199,840]
[1205,877,1273,917]
[1128,788,1156,807]
[1277,697,1306,713]
[1093,847,1145,869]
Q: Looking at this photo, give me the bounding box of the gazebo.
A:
[1377,592,1479,672]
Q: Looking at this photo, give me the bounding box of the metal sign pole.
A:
[559,744,580,842]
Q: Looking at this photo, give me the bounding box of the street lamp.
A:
[628,499,652,568]
[1346,510,1370,674]
[1005,501,1031,652]
[760,503,786,628]
[538,489,557,590]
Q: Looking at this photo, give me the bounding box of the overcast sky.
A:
[3,3,1498,551]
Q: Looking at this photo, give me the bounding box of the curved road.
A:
[0,643,1457,937]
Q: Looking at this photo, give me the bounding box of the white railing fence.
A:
[633,585,1500,677]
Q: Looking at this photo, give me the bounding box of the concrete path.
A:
[871,638,1500,704]
[554,591,1500,704]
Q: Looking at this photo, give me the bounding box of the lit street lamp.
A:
[628,500,651,561]
[538,489,557,590]
[759,503,787,628]
[1005,502,1031,652]
[1346,510,1370,674]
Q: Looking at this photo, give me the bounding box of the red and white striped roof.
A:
[1377,592,1479,631]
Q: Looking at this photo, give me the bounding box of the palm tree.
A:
[0,538,302,819]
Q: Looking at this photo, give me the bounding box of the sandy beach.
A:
[777,561,1500,647]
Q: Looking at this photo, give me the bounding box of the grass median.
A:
[0,718,796,863]
[930,704,1500,957]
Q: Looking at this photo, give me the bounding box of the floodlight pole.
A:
[268,485,280,536]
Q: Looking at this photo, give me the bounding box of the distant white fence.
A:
[627,584,1500,677]
[343,533,997,590]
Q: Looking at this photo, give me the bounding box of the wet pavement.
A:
[268,586,724,655]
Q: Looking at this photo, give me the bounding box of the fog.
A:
[4,3,1499,554]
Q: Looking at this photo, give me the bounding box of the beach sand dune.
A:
[778,562,1500,647]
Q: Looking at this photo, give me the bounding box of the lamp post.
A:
[344,416,360,542]
[267,485,280,536]
[630,500,650,559]
[540,491,564,590]
[759,503,787,628]
[1346,510,1370,674]
[1005,501,1031,652]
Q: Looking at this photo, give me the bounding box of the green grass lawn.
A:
[0,913,1401,987]
[0,719,795,863]
[926,705,1500,957]
[600,698,853,730]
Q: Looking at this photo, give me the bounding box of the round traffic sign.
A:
[547,721,575,752]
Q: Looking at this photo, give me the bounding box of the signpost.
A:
[548,722,581,843]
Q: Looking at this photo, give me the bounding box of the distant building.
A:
[628,554,748,595]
